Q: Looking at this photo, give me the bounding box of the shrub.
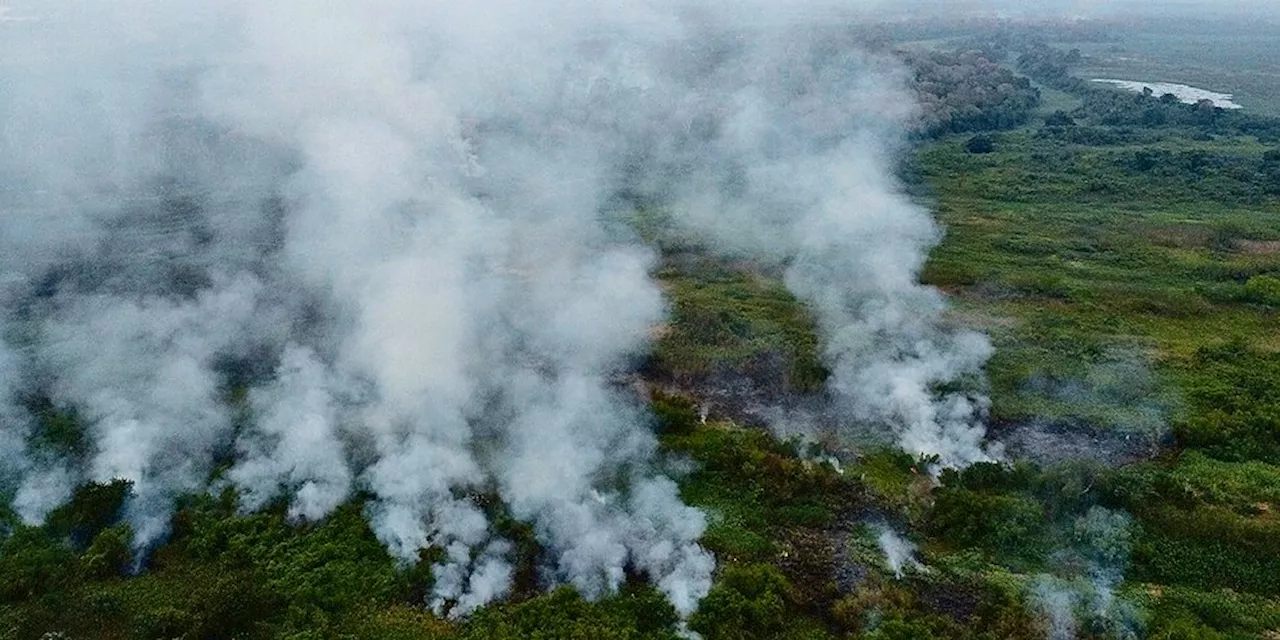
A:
[690,564,794,640]
[965,134,996,154]
[651,390,701,436]
[1243,275,1280,306]
[81,525,131,579]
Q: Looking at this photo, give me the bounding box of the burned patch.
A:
[916,579,988,623]
[991,417,1166,467]
[640,350,843,438]
[775,526,845,614]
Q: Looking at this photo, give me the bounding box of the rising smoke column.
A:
[0,336,74,525]
[226,345,352,522]
[37,275,266,546]
[0,0,993,618]
[1026,506,1140,638]
[0,0,714,615]
[196,0,713,615]
[875,523,923,578]
[1031,575,1080,640]
[613,26,999,466]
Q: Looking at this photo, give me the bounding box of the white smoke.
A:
[875,524,923,578]
[0,0,995,618]
[227,345,352,522]
[1073,506,1136,628]
[609,26,1000,466]
[36,275,263,546]
[1028,507,1138,639]
[1031,576,1079,640]
[0,339,30,486]
[1,337,75,525]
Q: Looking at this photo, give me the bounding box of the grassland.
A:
[915,128,1280,440]
[639,94,1280,636]
[912,119,1280,635]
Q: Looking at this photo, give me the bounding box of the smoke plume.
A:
[1031,575,1080,640]
[0,0,994,616]
[0,337,75,525]
[1029,507,1139,639]
[875,524,923,578]
[612,22,999,466]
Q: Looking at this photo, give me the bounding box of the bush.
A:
[690,564,793,640]
[463,585,679,640]
[651,390,701,436]
[928,488,1050,564]
[1044,110,1076,127]
[0,526,79,601]
[1175,342,1280,462]
[44,479,131,545]
[965,134,996,154]
[1243,275,1280,306]
[82,525,131,579]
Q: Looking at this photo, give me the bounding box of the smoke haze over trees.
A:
[0,0,999,620]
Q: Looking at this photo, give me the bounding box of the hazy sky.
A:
[2,1,1277,25]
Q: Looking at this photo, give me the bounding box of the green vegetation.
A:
[653,264,827,394]
[902,48,1043,138]
[909,31,1280,639]
[662,422,855,562]
[630,207,828,395]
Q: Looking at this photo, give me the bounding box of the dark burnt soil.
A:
[989,417,1168,467]
[776,526,851,613]
[638,352,844,437]
[914,578,992,624]
[774,501,877,625]
[639,353,1168,470]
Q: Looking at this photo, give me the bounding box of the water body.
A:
[1092,78,1244,109]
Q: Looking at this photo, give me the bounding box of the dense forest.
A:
[7,16,1280,640]
[902,48,1042,138]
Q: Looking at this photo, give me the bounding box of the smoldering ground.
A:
[994,349,1173,468]
[0,0,1001,617]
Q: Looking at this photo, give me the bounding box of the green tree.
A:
[0,526,79,601]
[81,524,131,579]
[690,564,793,640]
[965,134,995,154]
[1044,110,1076,127]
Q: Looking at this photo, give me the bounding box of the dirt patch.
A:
[1143,224,1212,250]
[640,351,845,439]
[917,580,988,623]
[990,417,1166,467]
[1236,239,1280,255]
